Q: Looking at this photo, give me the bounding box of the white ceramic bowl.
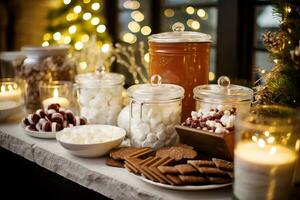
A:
[56,125,126,157]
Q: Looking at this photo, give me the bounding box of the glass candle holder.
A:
[234,105,300,200]
[39,81,73,110]
[0,78,24,110]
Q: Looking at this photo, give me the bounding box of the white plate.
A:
[23,127,56,139]
[133,174,232,191]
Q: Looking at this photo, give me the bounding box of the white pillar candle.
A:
[234,141,297,200]
[42,88,70,109]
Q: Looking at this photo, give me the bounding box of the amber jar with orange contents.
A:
[148,23,212,120]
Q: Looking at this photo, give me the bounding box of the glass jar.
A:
[193,76,253,114]
[75,72,124,125]
[39,81,74,110]
[14,46,75,112]
[127,75,185,149]
[148,22,212,120]
[234,105,300,200]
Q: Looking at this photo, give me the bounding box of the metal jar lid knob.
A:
[150,74,162,87]
[217,76,231,89]
[172,22,185,32]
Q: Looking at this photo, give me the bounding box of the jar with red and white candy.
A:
[193,76,253,115]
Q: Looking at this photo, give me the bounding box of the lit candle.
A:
[0,82,22,109]
[42,88,70,109]
[234,141,297,200]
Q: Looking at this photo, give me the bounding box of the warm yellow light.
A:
[264,131,270,137]
[274,59,278,64]
[258,138,266,148]
[74,5,82,14]
[267,136,275,144]
[66,13,74,21]
[53,88,59,98]
[191,21,200,30]
[186,6,195,15]
[91,2,100,10]
[64,0,71,5]
[141,26,151,35]
[285,6,291,13]
[91,17,100,25]
[83,0,90,3]
[164,8,175,17]
[75,41,83,50]
[97,24,106,33]
[269,147,277,155]
[43,33,51,41]
[79,61,87,70]
[53,32,61,41]
[83,12,92,20]
[128,21,140,33]
[131,11,144,22]
[101,44,110,53]
[68,25,77,34]
[209,72,215,81]
[197,9,206,18]
[123,0,140,9]
[82,34,89,42]
[144,53,149,63]
[63,36,71,44]
[186,19,194,27]
[42,41,49,47]
[251,136,258,142]
[122,33,137,44]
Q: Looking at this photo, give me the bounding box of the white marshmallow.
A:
[146,133,157,143]
[191,111,198,120]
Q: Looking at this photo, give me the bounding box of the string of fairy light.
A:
[121,0,152,44]
[42,0,110,51]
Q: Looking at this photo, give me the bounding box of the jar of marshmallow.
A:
[75,72,125,125]
[127,75,185,149]
[193,76,253,114]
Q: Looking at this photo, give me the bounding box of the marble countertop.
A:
[0,122,232,200]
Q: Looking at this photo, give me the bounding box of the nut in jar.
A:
[127,75,184,149]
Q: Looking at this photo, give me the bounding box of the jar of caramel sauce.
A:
[148,23,212,120]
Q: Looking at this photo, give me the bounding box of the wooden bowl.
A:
[175,125,234,160]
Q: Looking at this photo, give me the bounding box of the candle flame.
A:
[1,85,5,93]
[251,136,257,142]
[270,147,277,155]
[267,136,275,144]
[258,138,266,148]
[53,88,59,98]
[264,131,270,137]
[8,85,13,91]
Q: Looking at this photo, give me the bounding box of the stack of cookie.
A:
[106,145,233,186]
[106,147,154,168]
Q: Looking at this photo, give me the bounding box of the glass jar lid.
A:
[148,22,212,43]
[128,75,185,102]
[75,72,125,88]
[193,76,253,102]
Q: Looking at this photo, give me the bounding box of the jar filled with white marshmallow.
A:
[127,75,185,149]
[75,72,125,125]
[193,76,253,115]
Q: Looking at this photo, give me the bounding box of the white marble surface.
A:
[0,122,232,200]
